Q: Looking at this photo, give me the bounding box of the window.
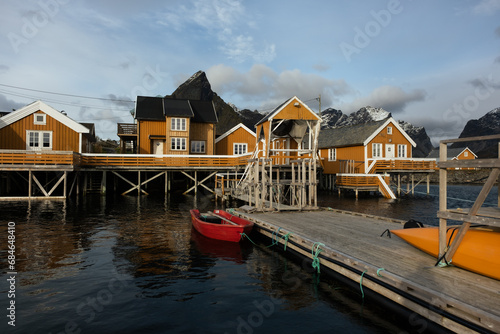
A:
[171,137,186,151]
[34,113,46,125]
[171,118,186,131]
[27,131,52,150]
[372,143,382,158]
[328,148,336,161]
[233,143,247,155]
[464,151,468,157]
[191,141,206,153]
[387,126,392,135]
[397,144,407,158]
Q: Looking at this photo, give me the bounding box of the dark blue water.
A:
[0,186,485,333]
[318,184,499,226]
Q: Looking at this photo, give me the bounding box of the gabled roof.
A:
[318,118,416,148]
[135,96,164,120]
[255,96,321,126]
[427,147,477,160]
[135,96,217,123]
[189,100,218,123]
[0,100,89,133]
[215,123,256,144]
[164,98,194,118]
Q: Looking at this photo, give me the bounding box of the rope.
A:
[360,270,367,299]
[376,268,385,276]
[271,227,282,246]
[282,232,291,251]
[311,242,325,274]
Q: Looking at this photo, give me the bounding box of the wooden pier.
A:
[233,208,499,333]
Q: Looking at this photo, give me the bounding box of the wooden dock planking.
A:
[236,209,500,333]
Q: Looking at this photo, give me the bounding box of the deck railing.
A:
[367,158,437,172]
[117,123,137,135]
[0,150,79,166]
[0,150,254,168]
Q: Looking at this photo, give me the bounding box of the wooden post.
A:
[411,174,415,195]
[64,171,67,199]
[83,172,88,195]
[165,171,168,194]
[269,158,273,210]
[101,171,107,195]
[138,171,141,196]
[397,174,401,197]
[302,159,306,208]
[438,142,448,258]
[28,170,32,199]
[195,171,198,195]
[427,174,430,195]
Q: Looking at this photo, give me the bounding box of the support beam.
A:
[112,171,149,196]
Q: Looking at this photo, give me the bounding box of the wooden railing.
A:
[0,150,253,168]
[368,158,437,172]
[336,173,395,199]
[80,153,252,168]
[117,123,137,135]
[0,150,79,166]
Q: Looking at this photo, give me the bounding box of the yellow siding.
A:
[190,122,215,155]
[0,111,82,152]
[166,117,190,155]
[216,127,256,155]
[457,149,475,160]
[367,124,412,158]
[273,97,319,121]
[321,145,365,174]
[137,120,166,154]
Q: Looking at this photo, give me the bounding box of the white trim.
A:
[191,140,206,153]
[215,123,256,143]
[170,137,187,151]
[262,96,322,125]
[26,130,52,150]
[233,142,248,155]
[34,113,46,125]
[0,100,89,133]
[79,133,83,154]
[363,117,416,147]
[457,147,478,159]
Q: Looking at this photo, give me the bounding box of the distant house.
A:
[0,100,95,153]
[254,96,321,161]
[215,123,256,155]
[318,118,417,174]
[427,147,477,170]
[135,96,218,155]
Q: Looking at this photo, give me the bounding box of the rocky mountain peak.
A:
[170,70,214,101]
[451,107,500,158]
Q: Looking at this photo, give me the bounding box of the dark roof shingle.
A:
[318,120,387,148]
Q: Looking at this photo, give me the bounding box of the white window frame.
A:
[171,118,186,131]
[171,137,186,151]
[191,140,206,153]
[34,113,46,125]
[26,130,52,150]
[397,144,407,158]
[233,143,247,155]
[328,148,336,161]
[464,151,468,157]
[372,143,382,158]
[387,126,392,135]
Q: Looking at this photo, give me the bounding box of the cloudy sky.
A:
[1,0,499,144]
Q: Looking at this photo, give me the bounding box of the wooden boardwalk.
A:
[235,208,500,334]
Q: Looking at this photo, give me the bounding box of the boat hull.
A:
[190,209,254,242]
[392,226,500,280]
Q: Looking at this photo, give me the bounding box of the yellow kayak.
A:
[392,226,500,281]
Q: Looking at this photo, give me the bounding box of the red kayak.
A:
[190,209,254,242]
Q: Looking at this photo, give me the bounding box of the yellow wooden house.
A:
[254,96,321,161]
[0,100,95,153]
[215,123,256,155]
[319,117,416,174]
[135,96,218,155]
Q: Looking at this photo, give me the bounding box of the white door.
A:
[153,140,164,155]
[385,144,395,158]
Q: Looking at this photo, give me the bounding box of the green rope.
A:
[376,268,385,276]
[360,270,367,299]
[282,232,291,251]
[271,227,282,246]
[311,242,325,274]
[240,232,258,245]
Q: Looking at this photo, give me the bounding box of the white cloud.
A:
[340,86,427,114]
[206,64,351,110]
[156,0,275,63]
[473,0,500,15]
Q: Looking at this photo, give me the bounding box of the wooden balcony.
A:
[368,158,437,172]
[336,173,395,199]
[0,150,80,170]
[117,123,137,136]
[0,150,252,170]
